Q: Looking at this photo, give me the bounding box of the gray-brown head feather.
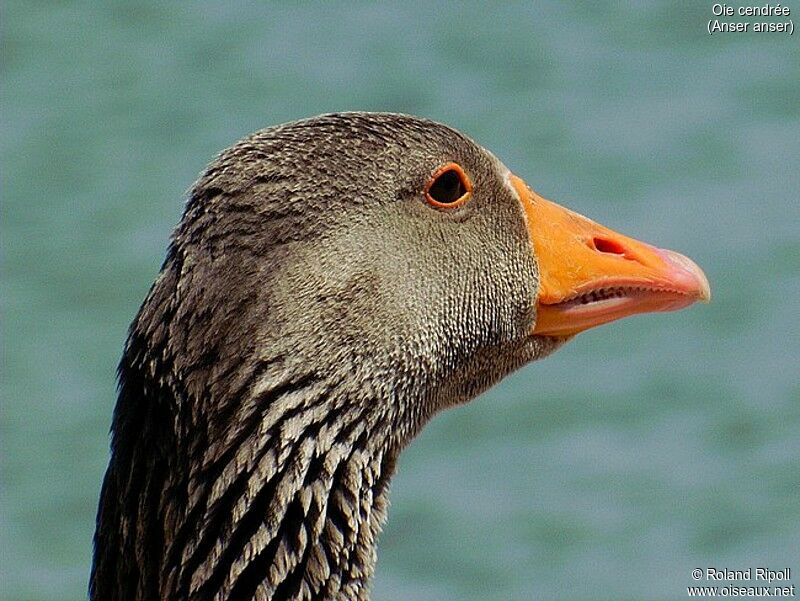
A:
[91,112,563,600]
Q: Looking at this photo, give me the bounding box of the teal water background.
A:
[3,3,799,599]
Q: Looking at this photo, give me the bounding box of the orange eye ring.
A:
[424,162,473,208]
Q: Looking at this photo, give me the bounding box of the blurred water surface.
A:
[3,2,799,600]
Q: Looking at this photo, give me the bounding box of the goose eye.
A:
[424,163,472,208]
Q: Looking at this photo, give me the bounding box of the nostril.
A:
[592,237,627,256]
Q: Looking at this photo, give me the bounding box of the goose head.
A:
[92,112,709,600]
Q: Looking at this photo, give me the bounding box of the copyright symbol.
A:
[692,569,703,580]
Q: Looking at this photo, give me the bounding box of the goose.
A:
[91,112,710,600]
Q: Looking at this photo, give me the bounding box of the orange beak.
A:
[510,175,711,337]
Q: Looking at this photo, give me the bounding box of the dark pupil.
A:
[429,169,466,204]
